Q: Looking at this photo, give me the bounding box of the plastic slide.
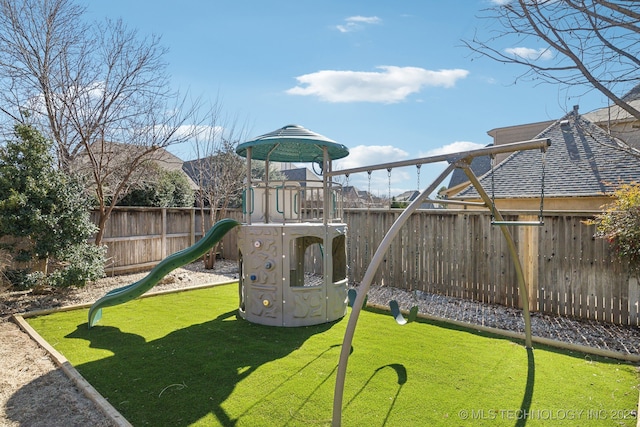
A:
[88,218,240,328]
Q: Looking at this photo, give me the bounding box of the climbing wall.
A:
[237,223,348,327]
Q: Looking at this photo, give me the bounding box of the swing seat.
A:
[491,220,544,226]
[347,288,368,308]
[389,300,419,325]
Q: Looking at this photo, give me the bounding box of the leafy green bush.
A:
[4,269,45,290]
[118,168,194,207]
[390,197,409,209]
[0,124,105,289]
[47,243,106,288]
[587,182,640,275]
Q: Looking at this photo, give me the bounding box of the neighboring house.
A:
[393,190,435,209]
[278,168,389,208]
[342,186,363,208]
[71,140,197,194]
[446,106,640,211]
[444,123,554,200]
[339,186,383,208]
[279,167,324,205]
[395,190,419,203]
[279,167,322,188]
[487,119,555,165]
[583,84,640,149]
[181,156,234,192]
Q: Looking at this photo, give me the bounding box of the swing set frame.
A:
[327,137,551,427]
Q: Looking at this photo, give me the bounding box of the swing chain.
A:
[416,164,421,190]
[387,168,392,205]
[345,173,350,205]
[538,148,547,222]
[367,170,372,207]
[490,154,497,221]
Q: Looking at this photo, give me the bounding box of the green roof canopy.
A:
[236,124,349,162]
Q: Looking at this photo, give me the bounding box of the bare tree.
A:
[183,107,285,269]
[0,0,202,244]
[464,1,640,128]
[183,107,247,269]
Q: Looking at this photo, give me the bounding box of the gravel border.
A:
[363,285,640,358]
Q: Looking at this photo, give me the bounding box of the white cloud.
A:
[286,66,469,103]
[336,15,381,33]
[415,141,487,184]
[332,145,411,196]
[347,16,381,25]
[420,141,486,157]
[504,47,553,61]
[335,144,409,170]
[173,124,224,140]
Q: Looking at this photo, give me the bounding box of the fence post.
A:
[161,207,167,258]
[519,214,540,313]
[190,208,196,246]
[629,276,639,326]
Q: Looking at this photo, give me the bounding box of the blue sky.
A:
[80,0,607,197]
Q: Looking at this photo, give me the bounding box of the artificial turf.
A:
[26,283,639,426]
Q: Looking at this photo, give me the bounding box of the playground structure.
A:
[88,124,354,329]
[235,125,351,327]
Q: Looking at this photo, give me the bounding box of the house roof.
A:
[446,144,493,189]
[583,99,640,124]
[80,141,185,171]
[181,155,244,191]
[73,140,197,188]
[279,167,321,184]
[622,83,640,103]
[395,190,419,202]
[455,108,640,200]
[583,84,640,124]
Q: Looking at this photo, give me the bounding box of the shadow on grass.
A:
[57,310,339,426]
[515,348,535,427]
[344,363,407,426]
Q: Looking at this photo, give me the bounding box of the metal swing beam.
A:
[326,138,551,177]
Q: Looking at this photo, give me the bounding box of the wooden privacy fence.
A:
[92,207,242,275]
[342,209,638,326]
[94,207,638,326]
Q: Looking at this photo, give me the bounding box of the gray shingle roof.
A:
[622,83,640,102]
[280,167,320,183]
[456,109,640,199]
[447,144,492,189]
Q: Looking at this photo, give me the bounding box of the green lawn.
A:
[27,284,639,426]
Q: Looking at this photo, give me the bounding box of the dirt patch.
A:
[0,260,237,427]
